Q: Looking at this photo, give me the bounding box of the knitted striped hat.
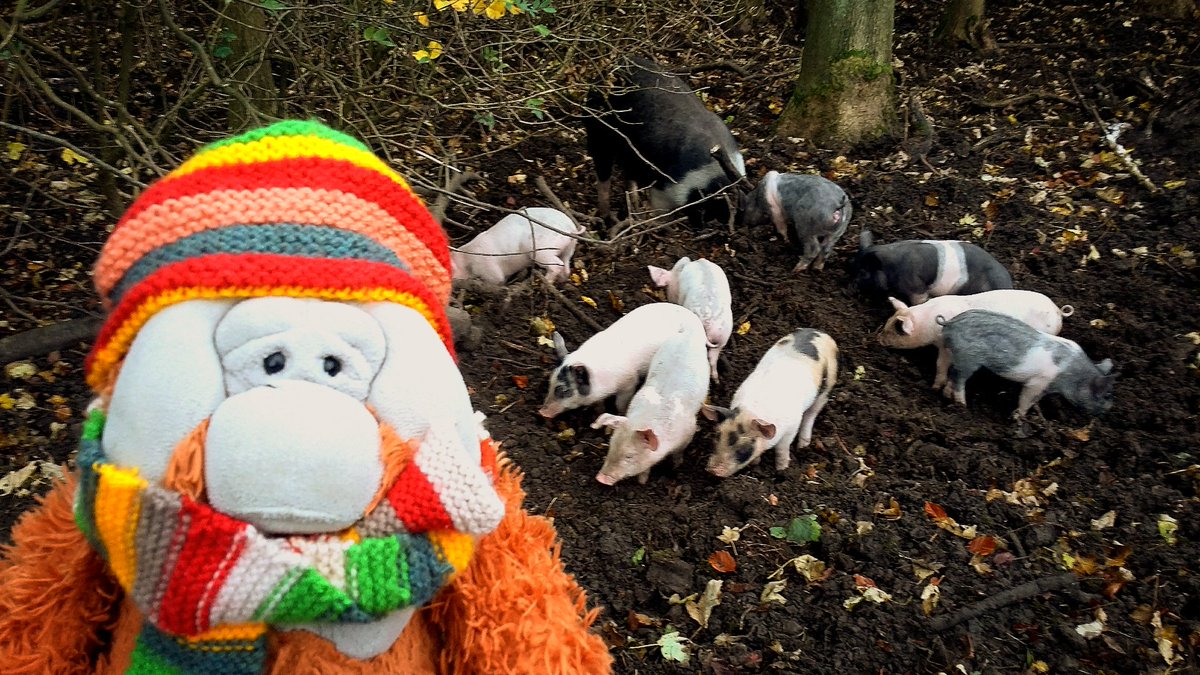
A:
[86,120,452,391]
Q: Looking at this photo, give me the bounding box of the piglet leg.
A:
[797,392,829,448]
[932,346,952,389]
[774,427,800,471]
[1014,377,1052,417]
[708,348,720,383]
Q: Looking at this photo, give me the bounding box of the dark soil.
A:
[3,1,1200,673]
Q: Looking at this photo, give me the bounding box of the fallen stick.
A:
[0,317,103,363]
[1067,71,1158,193]
[929,572,1078,631]
[540,274,606,334]
[534,175,599,231]
[428,171,483,224]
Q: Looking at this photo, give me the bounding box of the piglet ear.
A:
[888,296,908,312]
[898,316,914,336]
[701,404,731,422]
[751,419,776,439]
[590,413,626,430]
[1095,358,1114,375]
[552,331,569,359]
[636,428,659,452]
[647,265,672,288]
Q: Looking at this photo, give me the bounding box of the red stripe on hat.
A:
[156,498,249,636]
[100,157,448,291]
[386,461,454,533]
[85,254,454,381]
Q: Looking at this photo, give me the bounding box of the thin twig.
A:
[540,274,606,334]
[0,121,146,187]
[929,573,1078,631]
[1067,71,1158,193]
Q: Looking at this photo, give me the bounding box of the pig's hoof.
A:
[792,262,811,273]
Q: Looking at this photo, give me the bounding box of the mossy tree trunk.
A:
[776,0,896,147]
[221,0,279,131]
[936,0,996,51]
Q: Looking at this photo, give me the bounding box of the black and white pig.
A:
[739,171,852,272]
[702,329,839,477]
[938,310,1115,417]
[539,302,702,419]
[584,56,745,226]
[852,230,1013,305]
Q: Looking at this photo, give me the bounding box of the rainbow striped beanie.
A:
[86,120,453,392]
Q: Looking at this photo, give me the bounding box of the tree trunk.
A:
[936,0,996,51]
[776,0,896,147]
[221,0,279,131]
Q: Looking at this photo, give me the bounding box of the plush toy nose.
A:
[205,380,383,534]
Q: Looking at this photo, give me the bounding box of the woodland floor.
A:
[3,1,1200,674]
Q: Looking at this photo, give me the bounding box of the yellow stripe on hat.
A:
[428,531,475,574]
[168,135,413,192]
[181,623,268,647]
[93,463,148,591]
[87,286,439,390]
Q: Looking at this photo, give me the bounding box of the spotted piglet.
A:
[853,230,1013,305]
[939,310,1115,417]
[539,302,700,418]
[739,171,852,272]
[591,316,709,485]
[647,257,733,382]
[702,329,838,477]
[880,290,1075,389]
[451,207,583,285]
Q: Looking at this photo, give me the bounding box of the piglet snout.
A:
[595,472,617,486]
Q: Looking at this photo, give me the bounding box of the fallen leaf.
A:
[529,316,556,336]
[967,535,997,556]
[1067,425,1091,442]
[1164,180,1186,189]
[1158,514,1178,545]
[5,361,37,380]
[684,579,723,628]
[608,290,624,312]
[853,365,866,380]
[1147,610,1176,662]
[631,547,645,565]
[760,579,787,605]
[717,526,741,545]
[708,551,737,573]
[507,173,527,184]
[536,335,555,348]
[1090,510,1117,530]
[924,501,948,521]
[579,296,598,309]
[0,462,39,496]
[736,321,751,336]
[924,194,940,207]
[770,554,828,583]
[855,520,874,535]
[657,630,690,664]
[875,498,902,520]
[60,148,90,165]
[912,560,943,582]
[920,579,941,616]
[6,141,26,161]
[627,610,657,630]
[511,375,529,389]
[969,554,993,575]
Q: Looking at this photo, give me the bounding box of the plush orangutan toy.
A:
[0,120,612,674]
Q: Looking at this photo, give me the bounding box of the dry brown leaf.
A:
[708,550,737,573]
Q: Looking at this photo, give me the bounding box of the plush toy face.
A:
[95,295,500,658]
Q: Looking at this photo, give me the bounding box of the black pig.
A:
[585,56,745,226]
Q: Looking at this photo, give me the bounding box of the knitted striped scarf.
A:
[74,410,496,674]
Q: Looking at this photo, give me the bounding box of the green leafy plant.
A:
[770,515,822,544]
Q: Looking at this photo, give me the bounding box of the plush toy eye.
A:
[263,351,286,375]
[323,356,342,377]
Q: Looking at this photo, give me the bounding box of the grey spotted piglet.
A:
[647,257,733,382]
[451,207,583,285]
[539,302,700,418]
[703,329,838,477]
[880,290,1074,389]
[853,230,1013,305]
[592,316,709,485]
[939,310,1115,417]
[740,171,852,272]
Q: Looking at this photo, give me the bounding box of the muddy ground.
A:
[3,1,1200,673]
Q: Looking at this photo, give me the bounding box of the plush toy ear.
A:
[363,303,479,464]
[102,300,235,483]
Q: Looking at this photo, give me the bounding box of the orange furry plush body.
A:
[0,121,611,674]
